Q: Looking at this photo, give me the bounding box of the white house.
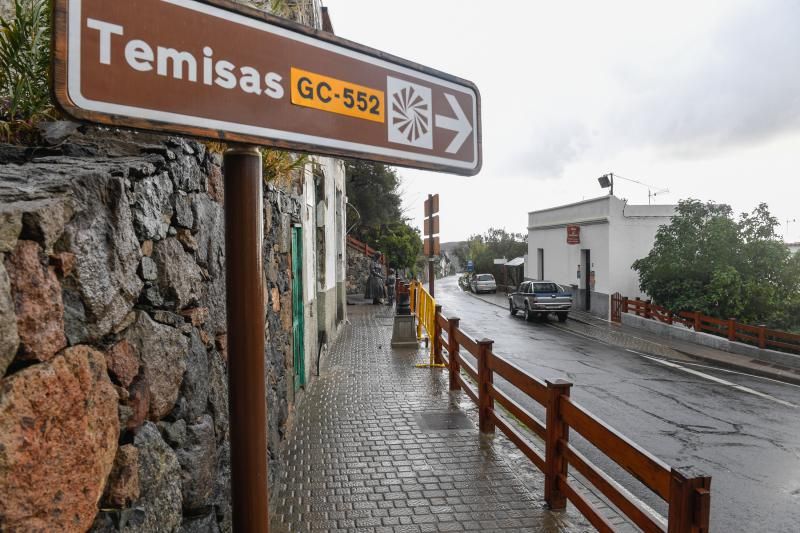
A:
[525,195,675,318]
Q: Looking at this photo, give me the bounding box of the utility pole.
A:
[424,194,440,296]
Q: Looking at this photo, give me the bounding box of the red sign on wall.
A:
[567,225,580,244]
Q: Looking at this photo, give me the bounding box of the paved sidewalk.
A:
[271,304,599,532]
[469,290,800,385]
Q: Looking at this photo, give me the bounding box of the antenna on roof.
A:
[597,172,669,204]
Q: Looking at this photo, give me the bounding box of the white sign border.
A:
[67,0,480,171]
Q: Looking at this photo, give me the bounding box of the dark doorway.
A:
[581,249,591,312]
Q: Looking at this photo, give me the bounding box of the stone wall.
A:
[0,124,296,532]
[346,245,373,295]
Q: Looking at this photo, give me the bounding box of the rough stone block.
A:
[106,444,140,507]
[105,339,139,388]
[0,346,119,532]
[177,415,217,511]
[5,240,67,362]
[132,172,174,241]
[126,422,182,533]
[0,261,19,376]
[123,312,188,420]
[152,238,204,309]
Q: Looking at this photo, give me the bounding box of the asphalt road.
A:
[433,277,800,532]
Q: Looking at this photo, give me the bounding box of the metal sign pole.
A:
[224,146,269,533]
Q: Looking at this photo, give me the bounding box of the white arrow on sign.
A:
[435,93,473,154]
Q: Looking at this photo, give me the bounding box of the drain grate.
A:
[414,410,473,431]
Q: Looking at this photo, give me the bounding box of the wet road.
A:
[433,277,800,532]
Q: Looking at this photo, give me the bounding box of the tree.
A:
[632,199,800,330]
[345,160,403,235]
[455,228,527,274]
[345,160,421,271]
[362,221,422,273]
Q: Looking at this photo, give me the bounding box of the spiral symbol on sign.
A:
[392,87,430,143]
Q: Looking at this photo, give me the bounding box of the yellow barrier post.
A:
[414,281,446,368]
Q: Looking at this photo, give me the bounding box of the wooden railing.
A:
[346,235,385,264]
[621,297,800,355]
[433,308,711,532]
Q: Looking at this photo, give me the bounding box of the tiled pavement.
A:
[271,305,603,532]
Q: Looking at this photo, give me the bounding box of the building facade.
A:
[525,196,675,318]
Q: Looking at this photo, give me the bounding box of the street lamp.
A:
[598,173,613,196]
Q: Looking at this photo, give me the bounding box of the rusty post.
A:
[434,305,444,365]
[694,312,701,331]
[758,325,767,349]
[667,469,712,533]
[477,339,495,434]
[635,297,641,317]
[728,318,737,342]
[645,299,652,319]
[544,379,572,510]
[447,317,461,391]
[224,146,269,533]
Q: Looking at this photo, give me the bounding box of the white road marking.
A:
[678,361,800,390]
[627,350,798,408]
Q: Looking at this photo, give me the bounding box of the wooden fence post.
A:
[544,379,572,510]
[758,325,767,349]
[645,300,652,319]
[434,305,443,365]
[728,318,736,342]
[448,317,461,391]
[668,469,711,533]
[635,297,642,317]
[477,339,495,434]
[694,312,701,331]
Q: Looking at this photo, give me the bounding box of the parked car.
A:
[470,273,497,294]
[508,281,572,322]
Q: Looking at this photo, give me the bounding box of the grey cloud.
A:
[505,120,591,178]
[612,0,800,156]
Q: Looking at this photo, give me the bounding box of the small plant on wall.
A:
[0,0,55,144]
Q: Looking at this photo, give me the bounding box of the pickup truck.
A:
[508,281,572,322]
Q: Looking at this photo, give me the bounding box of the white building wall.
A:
[607,198,674,298]
[525,195,675,316]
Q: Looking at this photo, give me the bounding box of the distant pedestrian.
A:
[386,269,396,306]
[364,252,385,304]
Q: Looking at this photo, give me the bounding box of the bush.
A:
[0,0,54,142]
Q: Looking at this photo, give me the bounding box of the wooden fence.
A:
[346,235,385,264]
[618,296,800,355]
[425,303,711,532]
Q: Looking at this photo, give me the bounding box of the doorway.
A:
[291,226,305,390]
[581,249,591,312]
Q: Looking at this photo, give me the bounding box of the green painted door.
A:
[291,226,305,390]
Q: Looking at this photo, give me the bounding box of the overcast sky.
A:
[324,0,800,243]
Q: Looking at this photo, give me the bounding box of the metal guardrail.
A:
[429,306,711,532]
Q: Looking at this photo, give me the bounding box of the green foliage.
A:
[633,199,800,330]
[454,228,527,274]
[361,221,423,273]
[345,160,404,232]
[345,160,420,270]
[0,0,54,142]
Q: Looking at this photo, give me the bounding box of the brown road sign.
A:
[424,194,440,217]
[424,215,439,236]
[53,0,482,176]
[424,237,440,256]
